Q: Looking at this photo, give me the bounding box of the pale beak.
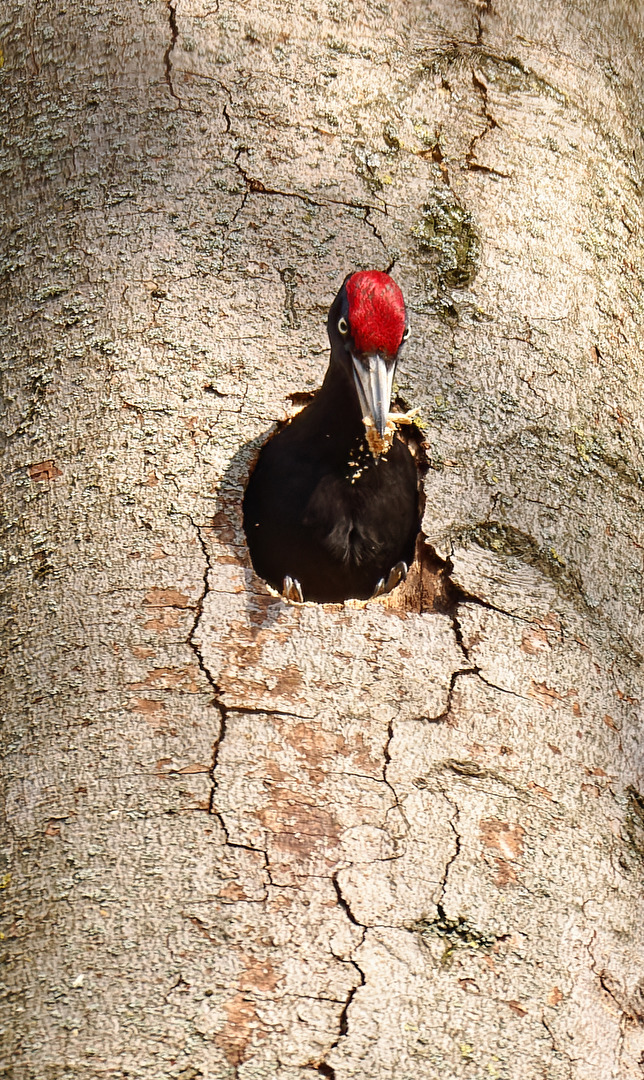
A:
[351,353,395,438]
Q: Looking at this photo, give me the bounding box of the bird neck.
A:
[311,352,365,452]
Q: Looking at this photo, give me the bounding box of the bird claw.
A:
[387,560,408,591]
[371,560,407,599]
[282,575,304,603]
[372,576,387,598]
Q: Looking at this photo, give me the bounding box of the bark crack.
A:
[310,875,367,1078]
[382,718,410,837]
[163,1,182,104]
[436,793,461,919]
[363,206,390,260]
[474,0,491,46]
[466,69,509,178]
[452,594,535,710]
[279,266,300,329]
[419,664,479,724]
[231,148,387,222]
[219,702,316,721]
[541,1014,575,1073]
[331,873,364,930]
[406,539,536,721]
[186,515,273,887]
[186,516,216,697]
[476,672,533,703]
[586,928,634,1061]
[425,537,535,626]
[222,97,389,251]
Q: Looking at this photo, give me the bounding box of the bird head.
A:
[327,270,409,439]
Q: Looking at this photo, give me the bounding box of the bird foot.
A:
[371,561,408,599]
[282,575,304,603]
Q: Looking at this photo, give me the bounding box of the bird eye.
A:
[402,326,410,341]
[338,317,349,335]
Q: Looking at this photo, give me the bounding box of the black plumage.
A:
[243,271,420,603]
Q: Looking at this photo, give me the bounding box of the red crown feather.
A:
[345,270,406,356]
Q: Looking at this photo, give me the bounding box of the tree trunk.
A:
[2,1,644,1077]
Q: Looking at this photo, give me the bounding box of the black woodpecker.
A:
[243,270,420,603]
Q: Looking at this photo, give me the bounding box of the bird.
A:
[242,269,420,604]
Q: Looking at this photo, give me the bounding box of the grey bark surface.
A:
[1,1,644,1078]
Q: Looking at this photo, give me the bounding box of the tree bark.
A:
[2,1,644,1077]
